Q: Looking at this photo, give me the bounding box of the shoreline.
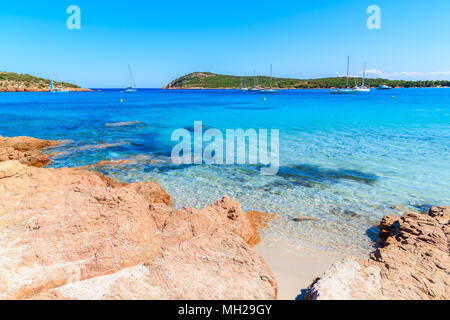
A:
[0,134,448,300]
[255,241,343,300]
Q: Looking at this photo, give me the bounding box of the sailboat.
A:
[238,75,248,91]
[248,71,260,92]
[121,65,137,93]
[259,64,279,93]
[354,63,370,92]
[49,76,69,94]
[330,57,357,94]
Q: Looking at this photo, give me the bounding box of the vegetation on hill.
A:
[164,72,450,89]
[0,71,80,89]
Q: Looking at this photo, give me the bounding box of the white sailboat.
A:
[121,64,137,93]
[330,57,357,94]
[49,75,69,93]
[354,63,370,92]
[248,71,260,92]
[238,75,249,91]
[259,64,279,93]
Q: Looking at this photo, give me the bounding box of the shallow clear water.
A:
[1,88,449,255]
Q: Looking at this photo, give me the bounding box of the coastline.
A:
[0,87,92,92]
[162,86,450,90]
[0,134,448,300]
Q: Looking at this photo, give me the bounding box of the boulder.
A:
[0,161,277,300]
[0,135,60,152]
[306,207,450,300]
[0,135,59,167]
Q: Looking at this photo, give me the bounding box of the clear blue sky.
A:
[1,0,449,88]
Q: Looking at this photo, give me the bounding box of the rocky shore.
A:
[0,135,277,299]
[306,206,450,300]
[0,135,448,300]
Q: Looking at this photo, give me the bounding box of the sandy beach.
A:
[255,241,343,300]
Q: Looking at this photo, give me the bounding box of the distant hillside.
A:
[163,72,450,89]
[0,72,90,92]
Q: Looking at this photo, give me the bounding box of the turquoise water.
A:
[1,88,449,255]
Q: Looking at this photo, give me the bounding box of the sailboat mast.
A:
[346,56,350,88]
[128,64,136,88]
[362,62,366,87]
[270,64,273,89]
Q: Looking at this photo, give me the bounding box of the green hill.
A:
[0,71,82,91]
[163,72,450,89]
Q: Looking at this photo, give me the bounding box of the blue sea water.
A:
[1,88,449,255]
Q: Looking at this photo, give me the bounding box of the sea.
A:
[1,88,449,256]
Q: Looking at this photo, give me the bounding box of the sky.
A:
[1,0,449,88]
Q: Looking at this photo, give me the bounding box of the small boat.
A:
[49,79,69,94]
[121,65,137,93]
[377,85,393,90]
[259,64,279,93]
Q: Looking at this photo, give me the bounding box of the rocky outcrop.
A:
[306,207,450,300]
[0,135,60,167]
[0,161,276,300]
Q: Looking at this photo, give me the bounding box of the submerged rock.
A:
[0,161,276,300]
[293,217,317,222]
[105,121,143,127]
[306,207,450,300]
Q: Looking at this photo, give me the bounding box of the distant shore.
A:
[163,72,450,90]
[0,71,91,92]
[162,86,450,90]
[0,87,92,92]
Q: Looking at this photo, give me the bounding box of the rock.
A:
[0,147,51,167]
[105,121,143,127]
[306,207,450,300]
[42,232,277,300]
[0,135,60,152]
[0,161,277,300]
[343,210,358,217]
[126,182,171,205]
[293,217,316,222]
[0,135,59,167]
[155,196,259,249]
[246,211,278,247]
[0,161,161,299]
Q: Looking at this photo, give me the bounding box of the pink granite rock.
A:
[306,207,450,300]
[0,160,276,300]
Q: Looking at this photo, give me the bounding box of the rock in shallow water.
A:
[0,135,60,167]
[306,207,450,300]
[0,161,276,300]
